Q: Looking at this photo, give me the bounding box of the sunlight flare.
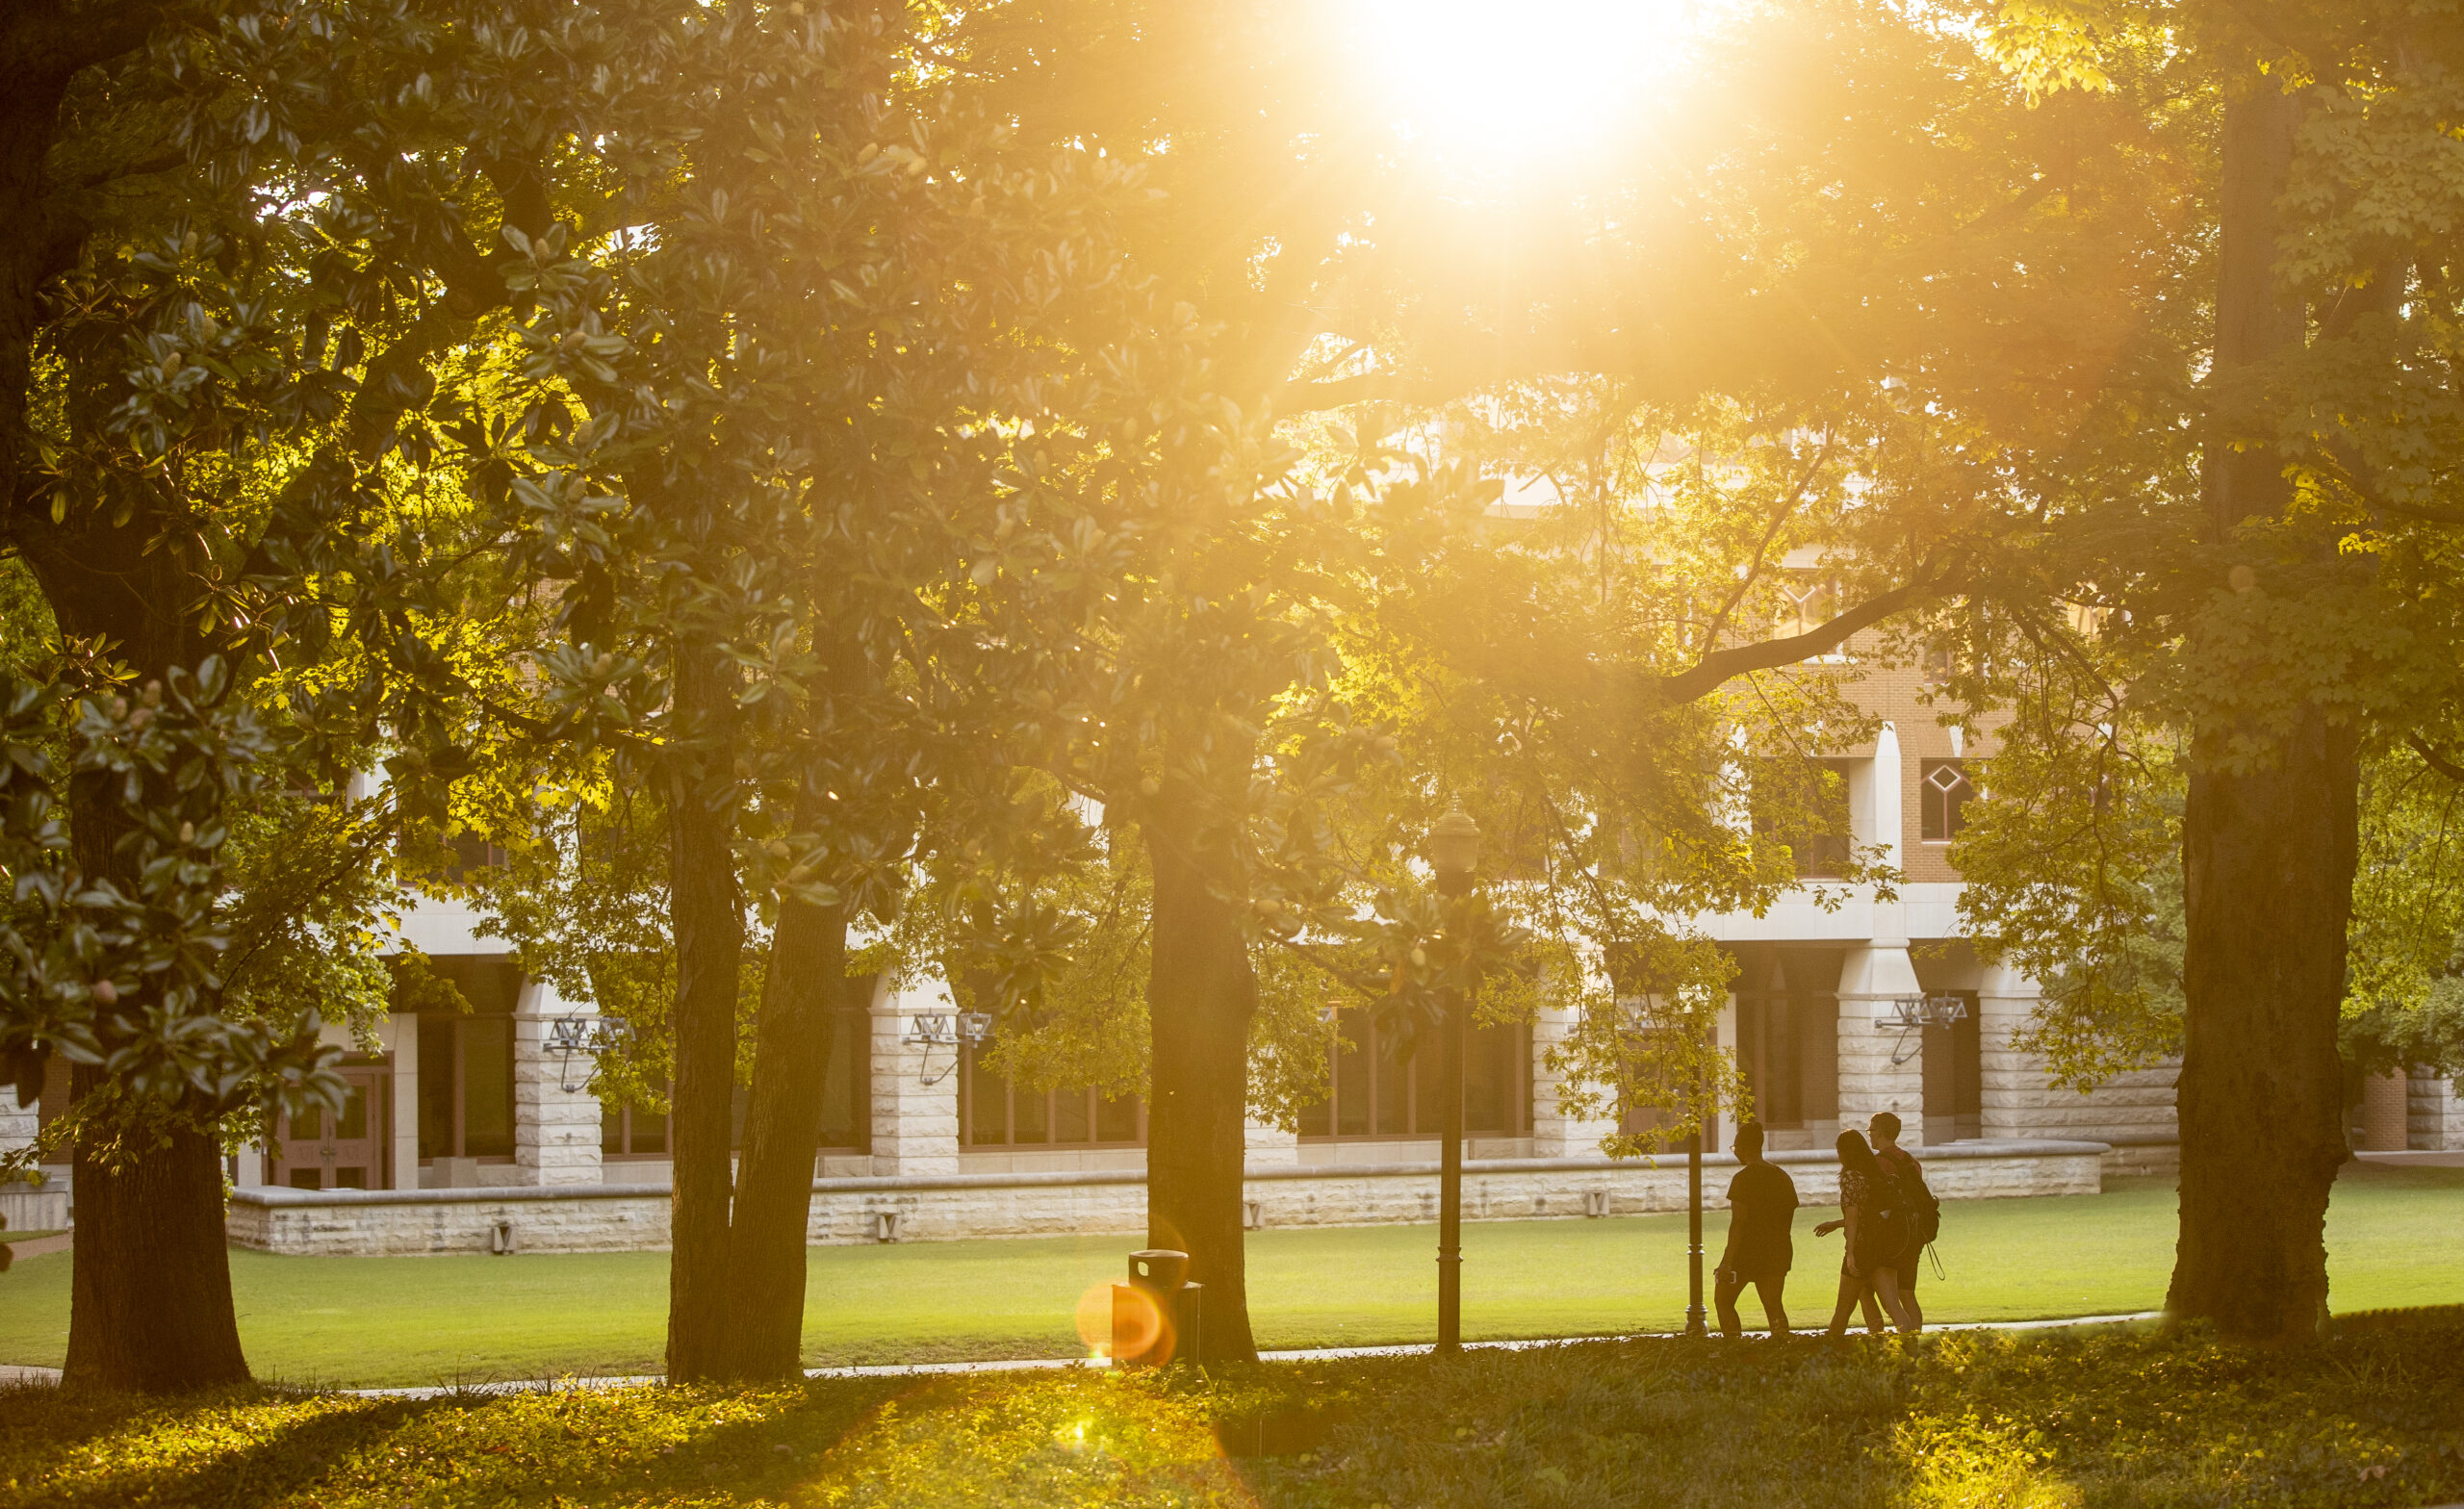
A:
[1339,0,1699,166]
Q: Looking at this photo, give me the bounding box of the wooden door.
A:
[275,1070,384,1189]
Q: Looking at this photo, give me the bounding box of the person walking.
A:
[1868,1112,1929,1331]
[1713,1121,1798,1339]
[1816,1129,1919,1336]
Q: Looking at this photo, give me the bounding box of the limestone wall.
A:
[2410,1070,2464,1152]
[227,1140,2106,1257]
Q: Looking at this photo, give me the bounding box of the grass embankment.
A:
[0,1162,2454,1389]
[4,1318,2462,1507]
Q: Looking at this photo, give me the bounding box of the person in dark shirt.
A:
[1714,1121,1799,1339]
[1868,1112,1928,1332]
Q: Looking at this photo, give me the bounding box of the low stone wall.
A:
[227,1139,2107,1257]
[0,1187,68,1235]
[2098,1135,2180,1180]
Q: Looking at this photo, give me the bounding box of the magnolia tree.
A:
[0,0,643,1390]
[432,0,1239,1382]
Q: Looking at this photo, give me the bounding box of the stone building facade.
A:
[8,648,2453,1256]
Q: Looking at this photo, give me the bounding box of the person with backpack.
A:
[1867,1112,1936,1331]
[1815,1129,1919,1336]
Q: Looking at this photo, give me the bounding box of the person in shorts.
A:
[1868,1112,1926,1332]
[1713,1121,1799,1339]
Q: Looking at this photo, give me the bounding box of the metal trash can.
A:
[1113,1248,1202,1367]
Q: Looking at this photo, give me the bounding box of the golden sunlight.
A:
[1339,0,1699,167]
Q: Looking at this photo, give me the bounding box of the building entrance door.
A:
[274,1070,384,1189]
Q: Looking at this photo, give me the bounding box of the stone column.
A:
[384,1013,423,1189]
[1836,943,1924,1142]
[2409,1069,2464,1152]
[1835,720,1928,1142]
[0,1085,33,1165]
[1712,994,1739,1154]
[870,975,961,1176]
[513,979,603,1187]
[1976,959,2043,1141]
[1531,992,1620,1159]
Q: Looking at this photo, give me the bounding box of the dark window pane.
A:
[1414,1035,1444,1135]
[602,1102,625,1155]
[333,1166,368,1189]
[417,1018,455,1159]
[336,1083,367,1141]
[632,1107,667,1155]
[1374,1021,1408,1136]
[288,1168,322,1190]
[1465,1022,1516,1133]
[1334,1019,1370,1136]
[1053,1087,1091,1143]
[1921,760,1972,842]
[1096,1094,1140,1143]
[462,1016,514,1158]
[817,1007,867,1149]
[968,1052,1008,1144]
[1955,1007,1983,1117]
[1014,1084,1049,1143]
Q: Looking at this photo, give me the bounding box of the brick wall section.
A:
[225,1140,2107,1255]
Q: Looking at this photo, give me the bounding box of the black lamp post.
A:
[1685,1051,1708,1337]
[1428,806,1481,1356]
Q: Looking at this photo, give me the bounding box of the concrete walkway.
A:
[330,1311,2166,1399]
[0,1312,2168,1399]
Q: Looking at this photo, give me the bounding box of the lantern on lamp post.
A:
[1428,806,1481,1355]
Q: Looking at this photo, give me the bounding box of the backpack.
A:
[1882,1147,1940,1248]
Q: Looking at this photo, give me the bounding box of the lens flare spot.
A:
[1077,1281,1163,1362]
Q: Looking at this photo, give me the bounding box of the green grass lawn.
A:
[0,1162,2454,1389]
[5,1319,2463,1507]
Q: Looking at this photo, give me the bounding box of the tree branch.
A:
[2320,435,2464,526]
[1650,575,1937,707]
[1695,437,1835,654]
[2408,732,2464,784]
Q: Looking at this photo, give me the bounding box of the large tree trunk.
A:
[2173,714,2356,1340]
[722,866,846,1380]
[663,638,746,1384]
[2168,81,2356,1343]
[33,523,252,1393]
[1141,801,1260,1365]
[61,1074,250,1392]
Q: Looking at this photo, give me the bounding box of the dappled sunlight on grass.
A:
[0,1320,2459,1506]
[793,1369,1251,1507]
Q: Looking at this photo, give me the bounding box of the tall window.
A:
[406,956,523,1163]
[1921,993,1983,1141]
[1920,759,1974,842]
[1752,757,1854,879]
[961,1038,1142,1146]
[1302,1008,1530,1139]
[603,974,874,1158]
[418,1014,514,1159]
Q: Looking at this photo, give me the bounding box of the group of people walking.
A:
[1710,1111,1938,1338]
